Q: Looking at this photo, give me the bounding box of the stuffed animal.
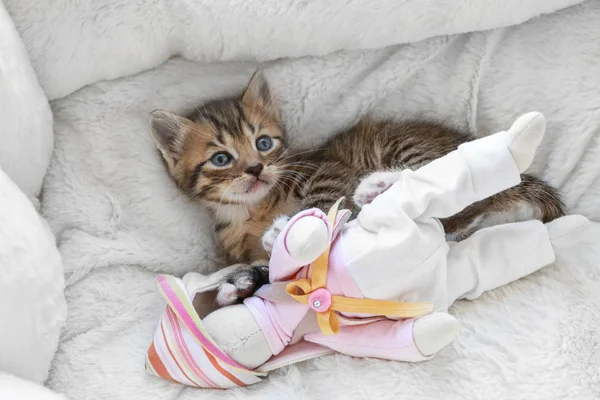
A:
[146,112,589,389]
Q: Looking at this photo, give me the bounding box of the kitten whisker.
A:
[272,147,329,165]
[279,173,310,190]
[216,183,233,218]
[279,161,319,170]
[279,170,311,183]
[190,183,220,199]
[273,179,294,196]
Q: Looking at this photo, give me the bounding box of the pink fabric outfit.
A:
[245,130,557,363]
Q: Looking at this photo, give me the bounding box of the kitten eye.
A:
[210,152,232,167]
[256,136,273,151]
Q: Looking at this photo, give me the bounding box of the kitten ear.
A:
[149,109,190,168]
[242,70,281,122]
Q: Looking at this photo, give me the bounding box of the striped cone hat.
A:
[146,274,267,388]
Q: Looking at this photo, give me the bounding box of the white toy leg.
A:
[359,128,533,230]
[413,313,460,356]
[446,219,556,305]
[505,112,546,172]
[203,304,273,369]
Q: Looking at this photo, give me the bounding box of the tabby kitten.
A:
[150,72,564,305]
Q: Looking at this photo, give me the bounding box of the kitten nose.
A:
[245,163,264,177]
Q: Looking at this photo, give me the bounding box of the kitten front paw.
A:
[216,263,269,307]
[261,215,291,253]
[353,171,402,207]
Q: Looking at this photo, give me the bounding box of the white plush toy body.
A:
[150,112,589,387]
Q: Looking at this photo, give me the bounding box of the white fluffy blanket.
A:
[5,0,600,398]
[0,0,65,387]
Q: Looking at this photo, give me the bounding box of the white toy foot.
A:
[203,304,273,369]
[286,216,329,264]
[546,214,590,248]
[413,313,460,356]
[353,170,403,207]
[506,112,546,172]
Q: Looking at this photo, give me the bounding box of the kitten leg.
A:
[353,170,403,208]
[212,214,284,306]
[300,161,364,214]
[261,215,291,254]
[215,262,269,307]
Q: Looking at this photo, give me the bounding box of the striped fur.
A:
[150,73,565,272]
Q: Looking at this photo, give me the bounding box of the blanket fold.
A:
[3,0,585,99]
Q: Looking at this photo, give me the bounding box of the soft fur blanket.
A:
[0,0,65,387]
[4,0,600,398]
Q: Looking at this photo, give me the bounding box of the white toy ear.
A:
[183,265,248,317]
[286,216,329,264]
[332,209,351,240]
[183,264,245,296]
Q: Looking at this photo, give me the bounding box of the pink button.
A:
[308,288,332,312]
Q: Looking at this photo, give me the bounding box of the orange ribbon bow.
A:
[285,197,435,336]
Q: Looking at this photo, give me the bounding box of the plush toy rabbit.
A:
[147,112,589,388]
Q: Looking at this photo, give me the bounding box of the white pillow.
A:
[0,167,66,384]
[0,373,66,400]
[0,2,53,203]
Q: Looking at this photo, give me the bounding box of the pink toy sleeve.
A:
[304,319,429,362]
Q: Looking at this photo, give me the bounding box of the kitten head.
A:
[150,71,288,208]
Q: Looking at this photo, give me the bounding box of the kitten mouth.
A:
[246,178,269,193]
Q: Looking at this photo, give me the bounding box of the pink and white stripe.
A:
[146,275,267,389]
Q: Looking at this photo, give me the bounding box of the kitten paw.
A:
[262,215,291,253]
[215,264,269,306]
[353,171,402,207]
